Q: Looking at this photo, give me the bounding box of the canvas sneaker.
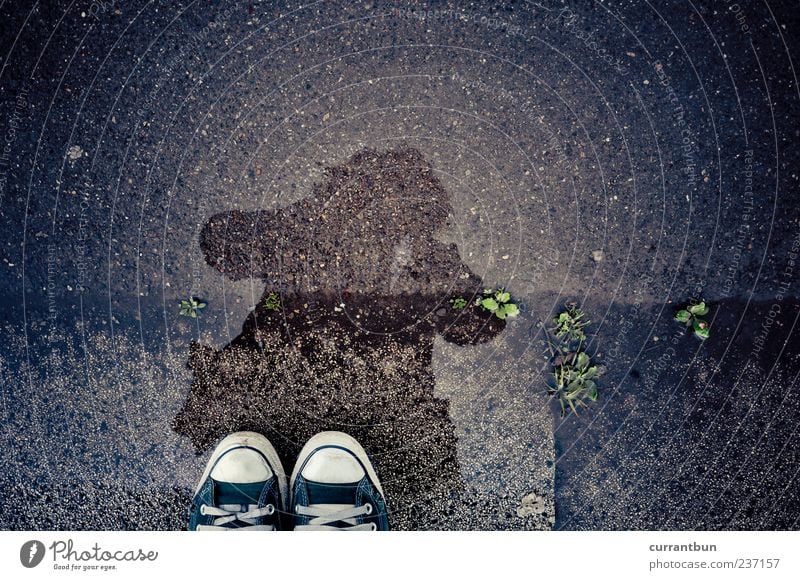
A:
[189,431,288,530]
[290,431,389,530]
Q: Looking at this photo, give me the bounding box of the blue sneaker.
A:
[189,432,287,530]
[290,431,389,531]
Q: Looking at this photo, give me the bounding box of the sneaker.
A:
[290,431,389,531]
[188,431,287,530]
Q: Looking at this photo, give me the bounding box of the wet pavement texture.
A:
[0,1,798,530]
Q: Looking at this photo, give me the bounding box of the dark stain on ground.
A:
[172,148,506,529]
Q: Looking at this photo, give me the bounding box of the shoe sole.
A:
[290,431,385,498]
[195,431,288,510]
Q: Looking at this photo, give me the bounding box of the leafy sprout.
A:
[450,296,468,310]
[548,351,602,417]
[478,289,520,320]
[552,303,589,344]
[543,304,601,417]
[179,296,206,318]
[263,292,282,311]
[675,300,710,340]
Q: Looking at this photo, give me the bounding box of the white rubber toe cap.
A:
[210,448,274,483]
[291,431,384,497]
[301,448,366,484]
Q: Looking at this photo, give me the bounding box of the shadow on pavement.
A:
[173,148,506,529]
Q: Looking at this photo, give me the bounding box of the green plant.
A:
[179,296,206,318]
[675,300,710,340]
[450,296,468,310]
[548,351,602,416]
[543,304,602,417]
[478,288,520,320]
[552,303,589,344]
[263,292,281,311]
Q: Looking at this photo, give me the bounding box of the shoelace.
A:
[295,503,376,531]
[196,504,275,530]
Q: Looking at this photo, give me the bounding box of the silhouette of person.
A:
[173,147,506,529]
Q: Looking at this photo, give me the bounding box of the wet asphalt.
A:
[0,0,798,530]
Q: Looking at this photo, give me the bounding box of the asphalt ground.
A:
[0,0,798,530]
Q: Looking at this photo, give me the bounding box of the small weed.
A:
[675,300,710,340]
[179,296,206,318]
[263,292,281,311]
[548,351,602,417]
[552,303,589,344]
[543,304,602,417]
[478,289,520,320]
[450,296,468,310]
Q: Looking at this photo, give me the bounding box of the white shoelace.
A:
[196,504,275,530]
[295,503,376,531]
